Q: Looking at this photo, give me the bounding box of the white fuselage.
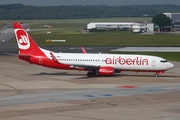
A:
[52,53,174,71]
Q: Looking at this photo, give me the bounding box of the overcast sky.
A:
[0,0,180,6]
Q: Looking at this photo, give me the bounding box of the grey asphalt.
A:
[1,22,180,120]
[0,83,180,106]
[0,54,180,120]
[0,24,14,43]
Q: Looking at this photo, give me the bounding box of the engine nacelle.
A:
[98,66,114,76]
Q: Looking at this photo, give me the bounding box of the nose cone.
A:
[168,62,174,69]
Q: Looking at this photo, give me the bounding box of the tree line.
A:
[0,4,180,20]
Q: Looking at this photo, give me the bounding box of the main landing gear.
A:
[87,70,97,77]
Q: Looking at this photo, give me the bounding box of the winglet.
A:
[81,47,87,54]
[50,52,59,63]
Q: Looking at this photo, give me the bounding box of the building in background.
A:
[163,13,180,23]
[87,22,154,33]
[132,23,154,33]
[164,13,180,31]
[87,22,135,31]
[132,23,146,33]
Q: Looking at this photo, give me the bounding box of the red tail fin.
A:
[13,22,45,56]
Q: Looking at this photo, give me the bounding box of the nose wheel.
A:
[155,74,159,77]
[155,71,164,77]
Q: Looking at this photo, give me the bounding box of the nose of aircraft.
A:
[168,62,174,69]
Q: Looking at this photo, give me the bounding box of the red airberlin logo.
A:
[15,28,30,50]
[105,56,148,65]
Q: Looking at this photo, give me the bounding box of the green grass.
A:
[27,31,180,47]
[30,23,87,30]
[30,30,81,34]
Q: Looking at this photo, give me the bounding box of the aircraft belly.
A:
[114,64,160,71]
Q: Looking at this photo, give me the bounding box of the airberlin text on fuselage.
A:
[105,56,148,65]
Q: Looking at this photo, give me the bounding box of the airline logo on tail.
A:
[15,28,30,50]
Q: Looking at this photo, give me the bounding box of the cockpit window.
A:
[160,60,168,63]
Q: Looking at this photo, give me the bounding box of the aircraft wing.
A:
[70,64,99,70]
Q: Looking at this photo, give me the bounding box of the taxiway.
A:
[1,23,180,120]
[0,55,180,120]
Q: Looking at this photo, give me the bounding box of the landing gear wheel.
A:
[87,72,93,77]
[92,71,97,75]
[155,74,159,77]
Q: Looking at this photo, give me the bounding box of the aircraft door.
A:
[152,59,156,67]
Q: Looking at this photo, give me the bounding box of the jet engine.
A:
[98,66,114,76]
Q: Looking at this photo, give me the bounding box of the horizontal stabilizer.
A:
[18,54,31,63]
[18,54,30,57]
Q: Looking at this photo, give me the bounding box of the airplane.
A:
[13,22,174,77]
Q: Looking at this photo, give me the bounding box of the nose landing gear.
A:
[155,74,159,77]
[155,71,164,77]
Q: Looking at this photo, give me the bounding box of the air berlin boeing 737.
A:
[13,22,174,77]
